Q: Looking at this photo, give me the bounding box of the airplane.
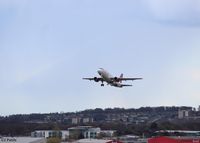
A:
[83,68,142,88]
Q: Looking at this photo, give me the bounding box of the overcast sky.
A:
[1,0,200,115]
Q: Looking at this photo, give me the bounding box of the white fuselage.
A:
[98,68,112,82]
[97,68,122,87]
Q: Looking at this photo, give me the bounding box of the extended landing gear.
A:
[101,83,104,86]
[101,81,104,86]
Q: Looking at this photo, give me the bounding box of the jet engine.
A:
[94,77,99,82]
[114,77,119,81]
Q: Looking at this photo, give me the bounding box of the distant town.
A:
[0,106,200,143]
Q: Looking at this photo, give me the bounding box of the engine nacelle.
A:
[94,77,99,82]
[114,77,118,81]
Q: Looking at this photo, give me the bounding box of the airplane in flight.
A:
[83,68,142,88]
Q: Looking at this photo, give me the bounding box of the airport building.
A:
[68,126,116,139]
[84,127,101,138]
[31,126,116,140]
[31,130,69,140]
[68,126,102,139]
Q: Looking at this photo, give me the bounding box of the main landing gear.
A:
[101,81,104,86]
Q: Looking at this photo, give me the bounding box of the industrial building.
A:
[148,136,200,143]
[84,127,101,138]
[149,130,200,143]
[154,130,200,137]
[31,130,69,140]
[68,126,103,139]
[67,126,116,139]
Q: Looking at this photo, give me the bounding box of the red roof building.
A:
[148,136,200,143]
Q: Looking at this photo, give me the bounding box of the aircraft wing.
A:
[82,77,104,81]
[120,78,143,81]
[111,77,143,81]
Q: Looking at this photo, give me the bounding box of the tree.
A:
[47,137,61,143]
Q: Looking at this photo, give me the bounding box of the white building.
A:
[83,118,90,123]
[31,130,69,140]
[72,117,82,124]
[82,117,93,123]
[68,126,100,139]
[100,130,116,137]
[68,126,115,139]
[178,110,189,119]
[84,128,101,138]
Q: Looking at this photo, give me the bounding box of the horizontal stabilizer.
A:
[121,84,132,87]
